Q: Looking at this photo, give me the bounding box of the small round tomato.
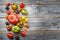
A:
[7,14,18,24]
[7,26,12,31]
[6,10,11,15]
[20,31,26,37]
[23,23,27,27]
[5,6,9,10]
[12,25,20,33]
[20,3,25,8]
[21,9,28,15]
[6,2,10,6]
[7,32,13,39]
[11,3,18,10]
[15,36,20,40]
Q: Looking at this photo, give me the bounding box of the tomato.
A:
[20,3,25,8]
[20,31,26,37]
[7,26,12,31]
[7,33,13,39]
[11,3,18,10]
[23,23,27,27]
[5,6,9,10]
[21,9,27,15]
[12,25,20,33]
[7,14,18,24]
[15,36,20,40]
[6,2,10,6]
[6,10,11,15]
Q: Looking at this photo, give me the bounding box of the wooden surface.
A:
[0,0,60,40]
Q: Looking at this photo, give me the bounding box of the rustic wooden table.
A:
[0,0,60,40]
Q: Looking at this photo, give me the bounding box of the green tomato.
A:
[21,9,28,15]
[12,25,20,33]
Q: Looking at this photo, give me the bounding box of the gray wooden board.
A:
[1,17,60,30]
[0,0,60,5]
[0,30,60,40]
[0,0,60,40]
[1,5,60,17]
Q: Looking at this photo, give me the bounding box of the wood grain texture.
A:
[0,30,60,40]
[1,5,60,18]
[0,0,60,40]
[0,0,60,5]
[0,17,60,30]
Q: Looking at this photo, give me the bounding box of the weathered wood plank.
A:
[0,17,60,30]
[0,30,60,40]
[1,5,60,18]
[1,0,60,5]
[0,0,40,5]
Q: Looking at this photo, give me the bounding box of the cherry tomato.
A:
[5,22,9,25]
[6,10,11,15]
[23,23,27,27]
[6,25,9,28]
[23,27,27,31]
[7,26,12,31]
[7,14,18,24]
[6,2,10,6]
[15,36,20,40]
[11,3,18,10]
[7,32,13,39]
[5,6,9,10]
[20,3,25,8]
[20,31,26,37]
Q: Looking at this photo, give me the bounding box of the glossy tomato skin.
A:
[7,14,18,24]
[20,31,26,37]
[7,33,13,39]
[20,3,25,8]
[6,2,10,6]
[6,10,11,15]
[7,26,12,31]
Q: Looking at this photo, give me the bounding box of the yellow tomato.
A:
[16,23,20,26]
[21,15,26,20]
[24,18,28,23]
[23,23,27,27]
[19,21,23,25]
[23,27,27,31]
[11,4,18,10]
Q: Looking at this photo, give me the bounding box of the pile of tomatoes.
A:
[5,2,29,40]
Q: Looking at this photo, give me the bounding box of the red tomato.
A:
[20,3,25,8]
[7,14,18,24]
[7,33,13,39]
[6,2,10,6]
[7,26,12,31]
[20,31,26,37]
[6,10,11,15]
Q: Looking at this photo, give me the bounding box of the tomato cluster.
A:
[5,2,29,40]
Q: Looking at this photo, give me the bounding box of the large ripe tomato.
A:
[7,33,13,39]
[7,14,18,24]
[20,31,26,37]
[20,3,25,8]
